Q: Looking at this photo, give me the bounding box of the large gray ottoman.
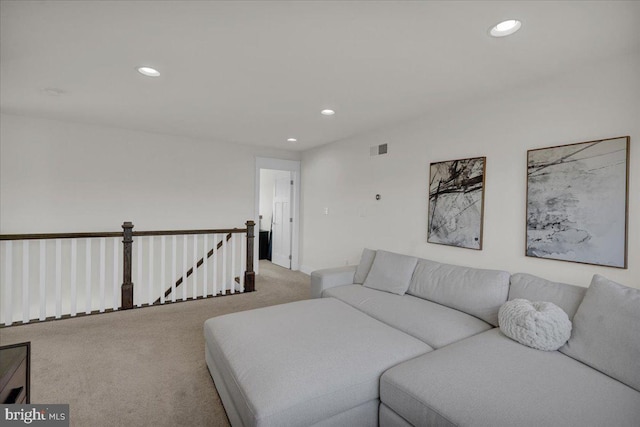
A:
[380,328,640,427]
[204,298,431,426]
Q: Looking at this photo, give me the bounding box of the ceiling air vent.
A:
[370,143,388,156]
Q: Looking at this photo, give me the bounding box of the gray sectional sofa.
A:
[204,249,640,426]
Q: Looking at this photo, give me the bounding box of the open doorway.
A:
[259,169,292,268]
[255,158,300,273]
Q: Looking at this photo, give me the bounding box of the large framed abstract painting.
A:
[428,156,486,250]
[526,136,629,268]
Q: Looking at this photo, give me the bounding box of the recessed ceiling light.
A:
[321,109,335,116]
[287,138,298,143]
[489,19,522,37]
[137,66,160,77]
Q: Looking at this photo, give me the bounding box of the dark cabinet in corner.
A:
[0,342,30,404]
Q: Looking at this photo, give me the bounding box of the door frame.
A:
[255,157,301,272]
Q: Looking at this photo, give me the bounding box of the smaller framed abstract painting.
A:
[428,156,486,250]
[526,136,629,268]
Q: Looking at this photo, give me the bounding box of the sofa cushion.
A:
[560,275,640,392]
[310,266,357,299]
[379,403,414,427]
[498,299,571,351]
[317,399,379,427]
[407,258,510,326]
[204,298,431,427]
[509,273,586,319]
[323,284,491,348]
[354,248,376,284]
[380,328,640,427]
[363,250,418,295]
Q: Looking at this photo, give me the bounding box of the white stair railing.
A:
[154,231,248,303]
[0,234,122,326]
[0,221,255,327]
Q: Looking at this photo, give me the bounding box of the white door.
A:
[271,172,292,268]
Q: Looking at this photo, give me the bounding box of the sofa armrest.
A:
[310,266,357,299]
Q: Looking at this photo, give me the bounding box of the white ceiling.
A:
[2,1,639,151]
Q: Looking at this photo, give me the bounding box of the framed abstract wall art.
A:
[526,136,629,268]
[428,156,486,250]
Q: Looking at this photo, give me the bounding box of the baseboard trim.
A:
[300,265,316,275]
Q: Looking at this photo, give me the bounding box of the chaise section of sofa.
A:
[204,298,431,427]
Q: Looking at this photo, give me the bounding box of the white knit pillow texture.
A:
[498,299,572,351]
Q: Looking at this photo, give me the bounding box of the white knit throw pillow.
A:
[498,299,572,351]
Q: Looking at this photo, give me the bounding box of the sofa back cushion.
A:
[363,250,418,295]
[509,273,586,319]
[353,248,376,284]
[560,275,640,392]
[408,259,510,326]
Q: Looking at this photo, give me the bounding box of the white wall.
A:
[0,114,300,233]
[300,52,640,289]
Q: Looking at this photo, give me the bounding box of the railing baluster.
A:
[192,235,198,299]
[148,236,154,306]
[4,241,13,326]
[137,236,143,307]
[240,232,246,292]
[222,234,227,294]
[182,235,188,301]
[70,239,77,317]
[40,240,47,321]
[112,237,118,310]
[203,234,208,298]
[160,236,166,305]
[55,239,62,319]
[171,235,177,303]
[212,234,218,296]
[22,241,29,323]
[85,238,92,314]
[231,233,236,294]
[99,238,106,312]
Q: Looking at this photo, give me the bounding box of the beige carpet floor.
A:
[0,261,310,427]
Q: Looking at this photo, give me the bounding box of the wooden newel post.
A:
[121,222,134,309]
[244,220,256,292]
